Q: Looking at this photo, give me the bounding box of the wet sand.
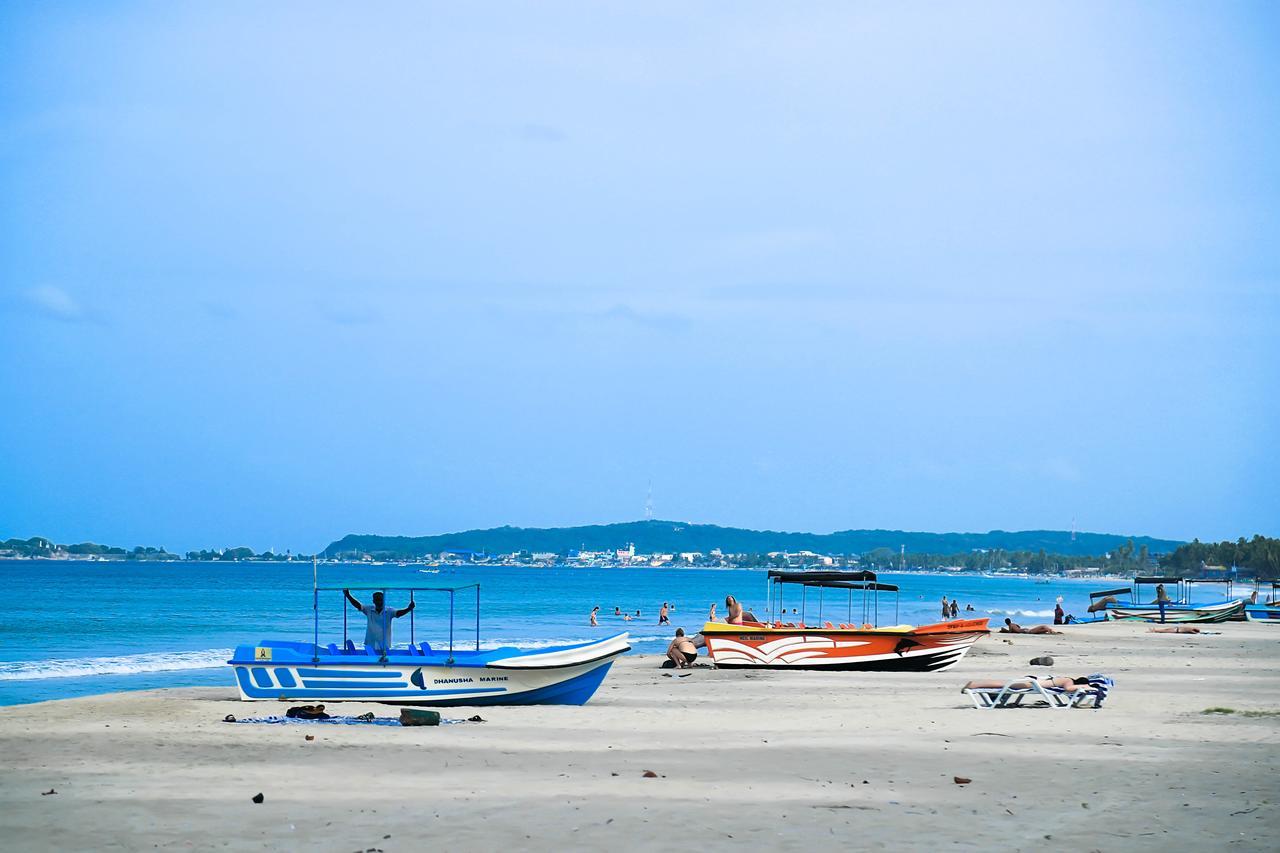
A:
[1,621,1277,851]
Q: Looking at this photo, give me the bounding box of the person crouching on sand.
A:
[664,628,698,668]
[999,617,1062,635]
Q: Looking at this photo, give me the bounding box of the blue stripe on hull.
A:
[233,661,615,706]
[295,669,405,679]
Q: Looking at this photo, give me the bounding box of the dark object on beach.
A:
[355,712,375,722]
[252,793,264,803]
[642,770,658,778]
[285,704,331,720]
[41,788,56,796]
[399,708,441,727]
[1030,656,1055,667]
[304,735,315,741]
[223,714,236,723]
[953,776,972,785]
[467,715,485,723]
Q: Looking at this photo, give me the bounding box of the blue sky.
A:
[2,2,1277,553]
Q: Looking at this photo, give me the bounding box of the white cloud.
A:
[24,285,84,321]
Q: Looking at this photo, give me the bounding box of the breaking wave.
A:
[0,649,233,681]
[985,608,1056,618]
[0,635,670,681]
[478,634,667,650]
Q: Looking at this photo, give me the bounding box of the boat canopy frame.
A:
[312,584,481,664]
[764,570,900,627]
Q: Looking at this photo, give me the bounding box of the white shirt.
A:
[361,604,397,651]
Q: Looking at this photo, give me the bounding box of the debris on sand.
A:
[953,777,972,785]
[252,793,265,803]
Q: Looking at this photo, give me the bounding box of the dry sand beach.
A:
[1,622,1277,852]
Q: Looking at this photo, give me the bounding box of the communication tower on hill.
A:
[645,481,653,521]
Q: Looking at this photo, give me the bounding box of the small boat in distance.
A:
[1244,582,1280,624]
[701,571,988,672]
[228,581,629,705]
[1087,576,1245,623]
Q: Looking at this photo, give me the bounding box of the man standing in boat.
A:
[343,589,414,654]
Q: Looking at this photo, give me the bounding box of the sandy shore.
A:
[1,622,1277,851]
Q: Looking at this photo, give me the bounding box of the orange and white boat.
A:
[702,571,989,672]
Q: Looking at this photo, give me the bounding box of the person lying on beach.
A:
[724,595,760,625]
[663,628,699,668]
[999,617,1062,635]
[343,589,414,653]
[1148,625,1202,634]
[961,676,1093,694]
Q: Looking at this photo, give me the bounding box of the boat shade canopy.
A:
[1184,578,1231,583]
[1090,587,1132,599]
[767,570,877,584]
[1134,577,1180,585]
[794,580,899,592]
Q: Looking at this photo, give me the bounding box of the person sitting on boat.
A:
[1087,596,1119,613]
[663,628,699,669]
[1153,584,1172,604]
[343,589,414,654]
[999,617,1062,635]
[724,595,759,625]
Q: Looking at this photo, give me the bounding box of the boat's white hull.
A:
[229,634,630,705]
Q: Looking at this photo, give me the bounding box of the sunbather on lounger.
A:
[962,676,1092,693]
[999,618,1062,634]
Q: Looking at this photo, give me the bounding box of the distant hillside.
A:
[323,521,1184,559]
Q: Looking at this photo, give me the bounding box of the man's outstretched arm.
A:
[394,600,416,618]
[343,589,363,610]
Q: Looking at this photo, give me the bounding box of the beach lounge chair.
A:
[965,674,1113,710]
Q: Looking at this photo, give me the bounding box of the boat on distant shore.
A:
[1084,576,1245,624]
[701,571,989,672]
[228,582,629,705]
[1244,582,1280,624]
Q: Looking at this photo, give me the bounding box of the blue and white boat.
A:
[228,583,629,705]
[1244,582,1280,624]
[1083,576,1244,624]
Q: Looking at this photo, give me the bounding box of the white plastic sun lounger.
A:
[964,676,1101,709]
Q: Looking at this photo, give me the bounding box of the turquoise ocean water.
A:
[0,560,1122,706]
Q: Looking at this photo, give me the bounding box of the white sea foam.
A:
[0,649,233,681]
[478,634,667,650]
[984,609,1056,618]
[0,637,669,681]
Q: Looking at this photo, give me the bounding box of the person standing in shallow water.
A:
[590,606,599,627]
[659,603,670,625]
[941,596,950,621]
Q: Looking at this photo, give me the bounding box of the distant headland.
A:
[4,524,1277,578]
